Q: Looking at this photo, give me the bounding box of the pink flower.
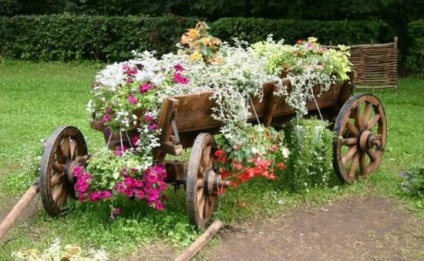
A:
[113,145,128,156]
[155,200,164,211]
[144,113,154,122]
[148,123,157,131]
[112,208,120,216]
[105,107,113,115]
[73,165,82,177]
[128,95,137,104]
[135,190,144,199]
[173,72,189,85]
[126,78,134,84]
[102,114,111,123]
[130,135,140,146]
[174,64,184,72]
[139,83,152,93]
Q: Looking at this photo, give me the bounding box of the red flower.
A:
[276,162,286,170]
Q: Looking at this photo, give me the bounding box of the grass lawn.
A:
[0,61,423,260]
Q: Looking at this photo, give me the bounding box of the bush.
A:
[405,19,424,76]
[0,14,196,62]
[401,166,424,198]
[210,18,392,45]
[283,118,338,192]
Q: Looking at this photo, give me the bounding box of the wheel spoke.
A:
[196,179,203,188]
[52,184,64,202]
[51,173,63,187]
[201,145,212,168]
[362,102,372,127]
[353,108,361,129]
[348,152,359,178]
[342,146,357,166]
[359,153,367,177]
[342,138,357,146]
[70,139,77,159]
[366,114,380,130]
[346,121,359,137]
[196,191,205,219]
[371,134,382,147]
[366,148,377,162]
[53,162,64,172]
[61,138,70,159]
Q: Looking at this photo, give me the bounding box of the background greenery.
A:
[1,0,424,74]
[0,61,423,260]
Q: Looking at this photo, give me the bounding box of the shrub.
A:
[405,19,424,76]
[401,166,424,198]
[210,18,392,45]
[283,118,338,192]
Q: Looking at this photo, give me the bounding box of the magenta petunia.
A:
[102,114,111,123]
[144,113,155,122]
[128,95,137,104]
[173,72,189,85]
[174,64,184,72]
[139,83,152,93]
[148,123,157,131]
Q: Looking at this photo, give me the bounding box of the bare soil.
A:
[1,195,423,260]
[199,195,424,261]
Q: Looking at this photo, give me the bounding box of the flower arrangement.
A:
[77,22,351,216]
[253,36,351,117]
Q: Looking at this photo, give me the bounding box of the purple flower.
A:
[105,107,113,115]
[112,208,120,215]
[155,200,165,211]
[139,83,152,93]
[148,123,157,131]
[144,113,154,122]
[174,64,184,72]
[128,95,137,104]
[136,63,144,70]
[173,72,189,85]
[102,114,111,123]
[130,135,140,147]
[135,190,145,199]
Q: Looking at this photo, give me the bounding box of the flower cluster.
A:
[215,124,289,187]
[253,36,351,117]
[73,148,167,214]
[179,21,223,64]
[80,22,351,214]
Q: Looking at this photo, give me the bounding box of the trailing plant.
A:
[283,118,338,192]
[401,166,424,197]
[253,36,351,117]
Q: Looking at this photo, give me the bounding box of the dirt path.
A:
[199,196,424,261]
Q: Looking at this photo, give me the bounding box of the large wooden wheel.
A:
[40,126,88,216]
[186,133,222,229]
[333,94,387,183]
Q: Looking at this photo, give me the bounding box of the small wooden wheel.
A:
[186,133,221,229]
[40,126,88,216]
[333,94,387,183]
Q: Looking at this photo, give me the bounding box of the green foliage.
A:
[283,118,339,192]
[401,166,424,198]
[405,19,424,76]
[210,18,392,45]
[0,14,196,62]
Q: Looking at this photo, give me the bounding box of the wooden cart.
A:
[39,76,387,228]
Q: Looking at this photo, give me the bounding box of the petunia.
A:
[128,95,137,104]
[148,123,157,131]
[173,72,189,85]
[139,83,152,93]
[174,64,184,72]
[101,114,111,123]
[144,113,154,122]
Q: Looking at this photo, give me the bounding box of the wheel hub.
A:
[204,169,222,196]
[359,130,374,151]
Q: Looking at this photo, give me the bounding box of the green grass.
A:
[0,61,423,260]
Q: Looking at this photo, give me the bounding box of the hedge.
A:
[0,15,393,63]
[405,19,424,76]
[0,14,197,62]
[210,18,392,45]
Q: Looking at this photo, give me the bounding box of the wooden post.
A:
[174,220,223,261]
[0,184,39,241]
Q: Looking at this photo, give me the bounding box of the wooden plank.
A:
[174,220,224,261]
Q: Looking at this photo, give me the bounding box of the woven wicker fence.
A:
[326,37,398,91]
